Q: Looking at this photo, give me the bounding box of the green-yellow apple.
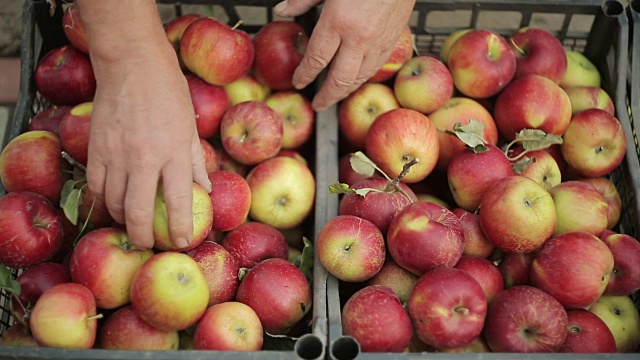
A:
[560,309,617,353]
[369,26,414,83]
[531,231,614,309]
[0,131,63,203]
[512,148,562,190]
[588,295,640,352]
[451,208,495,258]
[415,193,450,209]
[193,301,263,351]
[317,215,386,282]
[29,283,99,349]
[186,241,240,305]
[447,29,516,98]
[601,233,640,296]
[508,27,567,83]
[549,181,608,236]
[265,91,315,149]
[164,14,202,70]
[153,182,213,251]
[394,55,453,114]
[560,50,601,88]
[100,306,179,350]
[246,156,315,229]
[577,177,622,229]
[454,255,504,304]
[367,257,418,304]
[365,108,439,183]
[440,29,471,63]
[564,86,615,115]
[479,175,556,253]
[223,74,270,106]
[59,101,92,166]
[208,170,250,231]
[494,74,572,140]
[338,83,399,150]
[70,228,153,309]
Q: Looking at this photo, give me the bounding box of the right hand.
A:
[87,42,211,250]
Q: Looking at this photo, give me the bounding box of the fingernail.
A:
[205,180,212,193]
[274,1,288,14]
[174,237,189,249]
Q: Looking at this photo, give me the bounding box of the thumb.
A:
[191,134,212,193]
[274,0,323,17]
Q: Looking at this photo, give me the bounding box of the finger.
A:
[86,159,107,204]
[312,42,365,111]
[191,133,211,193]
[274,0,323,17]
[123,171,158,250]
[103,167,128,225]
[161,159,194,249]
[292,21,340,90]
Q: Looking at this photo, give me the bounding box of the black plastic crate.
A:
[0,1,327,359]
[320,0,640,359]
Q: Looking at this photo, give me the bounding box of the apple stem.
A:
[73,193,96,247]
[455,307,470,316]
[62,151,87,173]
[87,314,104,321]
[390,158,419,203]
[436,208,447,223]
[503,139,532,162]
[231,20,244,31]
[509,38,526,56]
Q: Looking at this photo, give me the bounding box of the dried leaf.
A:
[238,268,250,281]
[516,129,563,151]
[350,151,377,177]
[328,183,356,195]
[46,0,56,17]
[447,119,488,151]
[512,156,536,174]
[298,237,313,282]
[354,188,383,197]
[0,266,20,296]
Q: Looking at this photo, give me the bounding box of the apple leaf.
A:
[60,179,84,226]
[354,188,384,197]
[512,156,536,174]
[262,332,299,351]
[447,119,489,153]
[350,151,377,177]
[0,266,20,296]
[328,182,356,195]
[516,129,563,151]
[298,237,314,282]
[238,267,250,282]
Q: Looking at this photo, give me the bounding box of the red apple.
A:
[62,4,89,54]
[101,306,179,350]
[215,146,248,176]
[369,26,414,83]
[394,55,454,114]
[164,14,202,70]
[0,323,38,347]
[180,17,254,86]
[454,256,504,304]
[236,258,311,335]
[484,286,568,352]
[365,108,439,183]
[447,29,516,98]
[317,215,385,282]
[276,149,307,166]
[223,221,288,269]
[265,91,315,149]
[440,29,472,64]
[78,186,112,228]
[34,45,96,106]
[186,241,240,305]
[601,233,640,296]
[498,252,535,288]
[342,285,413,352]
[564,86,615,115]
[0,191,62,268]
[200,138,218,173]
[367,257,418,303]
[338,153,374,186]
[28,106,72,135]
[577,177,622,229]
[208,170,250,231]
[560,309,617,353]
[194,301,263,351]
[508,27,567,83]
[59,101,92,166]
[549,181,608,236]
[186,74,229,139]
[253,21,308,90]
[408,268,487,350]
[0,131,63,203]
[451,208,495,258]
[387,201,464,275]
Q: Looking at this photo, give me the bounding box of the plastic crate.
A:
[321,0,640,359]
[0,1,327,359]
[629,1,640,160]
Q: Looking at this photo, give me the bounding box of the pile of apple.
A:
[319,26,640,353]
[0,4,319,351]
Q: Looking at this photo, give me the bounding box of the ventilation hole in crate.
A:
[476,11,521,33]
[529,13,565,34]
[415,34,444,57]
[563,38,588,53]
[235,6,268,26]
[603,0,624,16]
[331,336,360,360]
[425,10,472,35]
[633,0,640,13]
[295,334,324,360]
[567,14,595,36]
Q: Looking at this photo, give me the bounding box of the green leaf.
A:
[59,179,76,208]
[349,151,377,177]
[471,144,490,154]
[0,266,20,296]
[262,332,299,351]
[447,119,488,151]
[62,188,83,226]
[353,188,383,197]
[328,182,356,195]
[238,268,250,281]
[298,237,314,282]
[516,129,563,151]
[512,156,536,174]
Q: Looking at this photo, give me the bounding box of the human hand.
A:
[275,0,416,111]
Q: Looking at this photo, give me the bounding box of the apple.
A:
[152,182,214,252]
[180,17,254,86]
[220,101,283,165]
[338,83,399,150]
[532,231,614,309]
[484,286,568,352]
[508,27,567,83]
[454,256,503,304]
[512,148,562,190]
[494,74,572,140]
[70,228,154,309]
[577,177,622,229]
[562,109,627,177]
[0,191,62,268]
[253,21,308,90]
[588,295,640,352]
[549,181,608,236]
[236,258,311,335]
[0,131,63,204]
[480,175,556,253]
[178,331,195,350]
[34,45,96,106]
[59,101,92,166]
[560,50,601,88]
[130,252,209,331]
[186,241,240,305]
[367,257,418,304]
[200,138,218,173]
[393,55,454,114]
[440,29,471,63]
[194,302,263,351]
[100,306,179,350]
[447,29,516,98]
[246,156,315,230]
[317,215,385,282]
[408,268,487,350]
[451,208,495,258]
[447,144,514,212]
[368,25,413,83]
[564,86,615,115]
[0,323,38,347]
[438,337,490,353]
[342,285,413,352]
[276,149,308,166]
[28,106,72,135]
[415,193,450,208]
[365,108,439,183]
[29,283,99,349]
[62,4,89,54]
[265,91,315,149]
[338,153,375,186]
[498,252,535,288]
[430,97,499,170]
[215,146,248,176]
[223,221,289,269]
[601,233,640,296]
[78,186,112,228]
[223,74,270,106]
[208,170,250,232]
[560,309,617,353]
[387,201,464,275]
[186,74,229,139]
[164,14,202,70]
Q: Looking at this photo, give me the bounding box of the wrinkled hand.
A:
[275,0,416,111]
[87,45,210,250]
